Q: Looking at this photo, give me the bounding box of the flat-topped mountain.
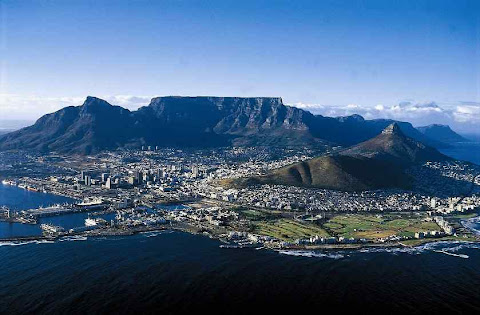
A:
[228,124,452,191]
[0,96,453,154]
[417,124,468,143]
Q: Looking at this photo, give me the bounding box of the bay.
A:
[439,142,480,165]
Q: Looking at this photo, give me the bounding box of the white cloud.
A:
[0,94,154,120]
[290,100,480,134]
[453,105,480,123]
[101,95,152,111]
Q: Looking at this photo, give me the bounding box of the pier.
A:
[20,203,109,218]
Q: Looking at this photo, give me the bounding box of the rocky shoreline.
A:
[1,221,478,252]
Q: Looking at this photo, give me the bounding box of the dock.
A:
[21,203,108,218]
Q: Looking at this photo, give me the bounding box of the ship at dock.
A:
[21,204,73,218]
[85,217,107,227]
[1,179,17,186]
[40,223,65,234]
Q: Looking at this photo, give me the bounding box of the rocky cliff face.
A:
[0,96,452,154]
[137,96,309,133]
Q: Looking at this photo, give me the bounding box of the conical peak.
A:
[82,96,111,108]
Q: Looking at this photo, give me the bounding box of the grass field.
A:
[231,207,281,220]
[254,219,329,241]
[324,214,440,239]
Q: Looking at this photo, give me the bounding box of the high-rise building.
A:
[192,166,199,178]
[84,175,91,186]
[156,169,164,182]
[101,173,109,183]
[134,170,143,184]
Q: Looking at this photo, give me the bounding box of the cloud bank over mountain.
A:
[0,94,152,120]
[0,94,479,134]
[294,100,480,134]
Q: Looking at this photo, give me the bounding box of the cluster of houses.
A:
[115,208,167,227]
[168,207,239,226]
[413,216,455,239]
[433,216,455,235]
[296,235,368,245]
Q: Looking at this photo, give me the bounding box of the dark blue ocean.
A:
[0,143,480,314]
[439,141,480,165]
[0,184,117,238]
[1,231,480,313]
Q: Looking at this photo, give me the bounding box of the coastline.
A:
[1,221,478,252]
[1,180,479,252]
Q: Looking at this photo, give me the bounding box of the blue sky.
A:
[0,0,479,133]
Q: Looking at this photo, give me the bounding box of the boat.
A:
[1,179,16,186]
[85,217,107,227]
[17,217,37,224]
[85,218,97,226]
[40,223,65,233]
[78,197,104,206]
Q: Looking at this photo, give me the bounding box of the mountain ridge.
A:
[0,96,455,154]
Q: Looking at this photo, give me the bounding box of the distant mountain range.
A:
[0,96,467,154]
[227,123,452,191]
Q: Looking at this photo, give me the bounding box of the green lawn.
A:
[232,207,279,220]
[254,219,330,241]
[323,214,441,240]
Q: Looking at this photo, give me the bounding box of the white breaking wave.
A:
[0,239,55,247]
[277,250,345,259]
[461,217,480,235]
[276,240,480,259]
[359,241,479,256]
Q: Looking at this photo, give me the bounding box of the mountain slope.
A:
[231,154,411,191]
[230,123,451,191]
[0,97,135,154]
[340,123,451,165]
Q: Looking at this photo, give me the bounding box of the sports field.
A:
[324,214,440,239]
